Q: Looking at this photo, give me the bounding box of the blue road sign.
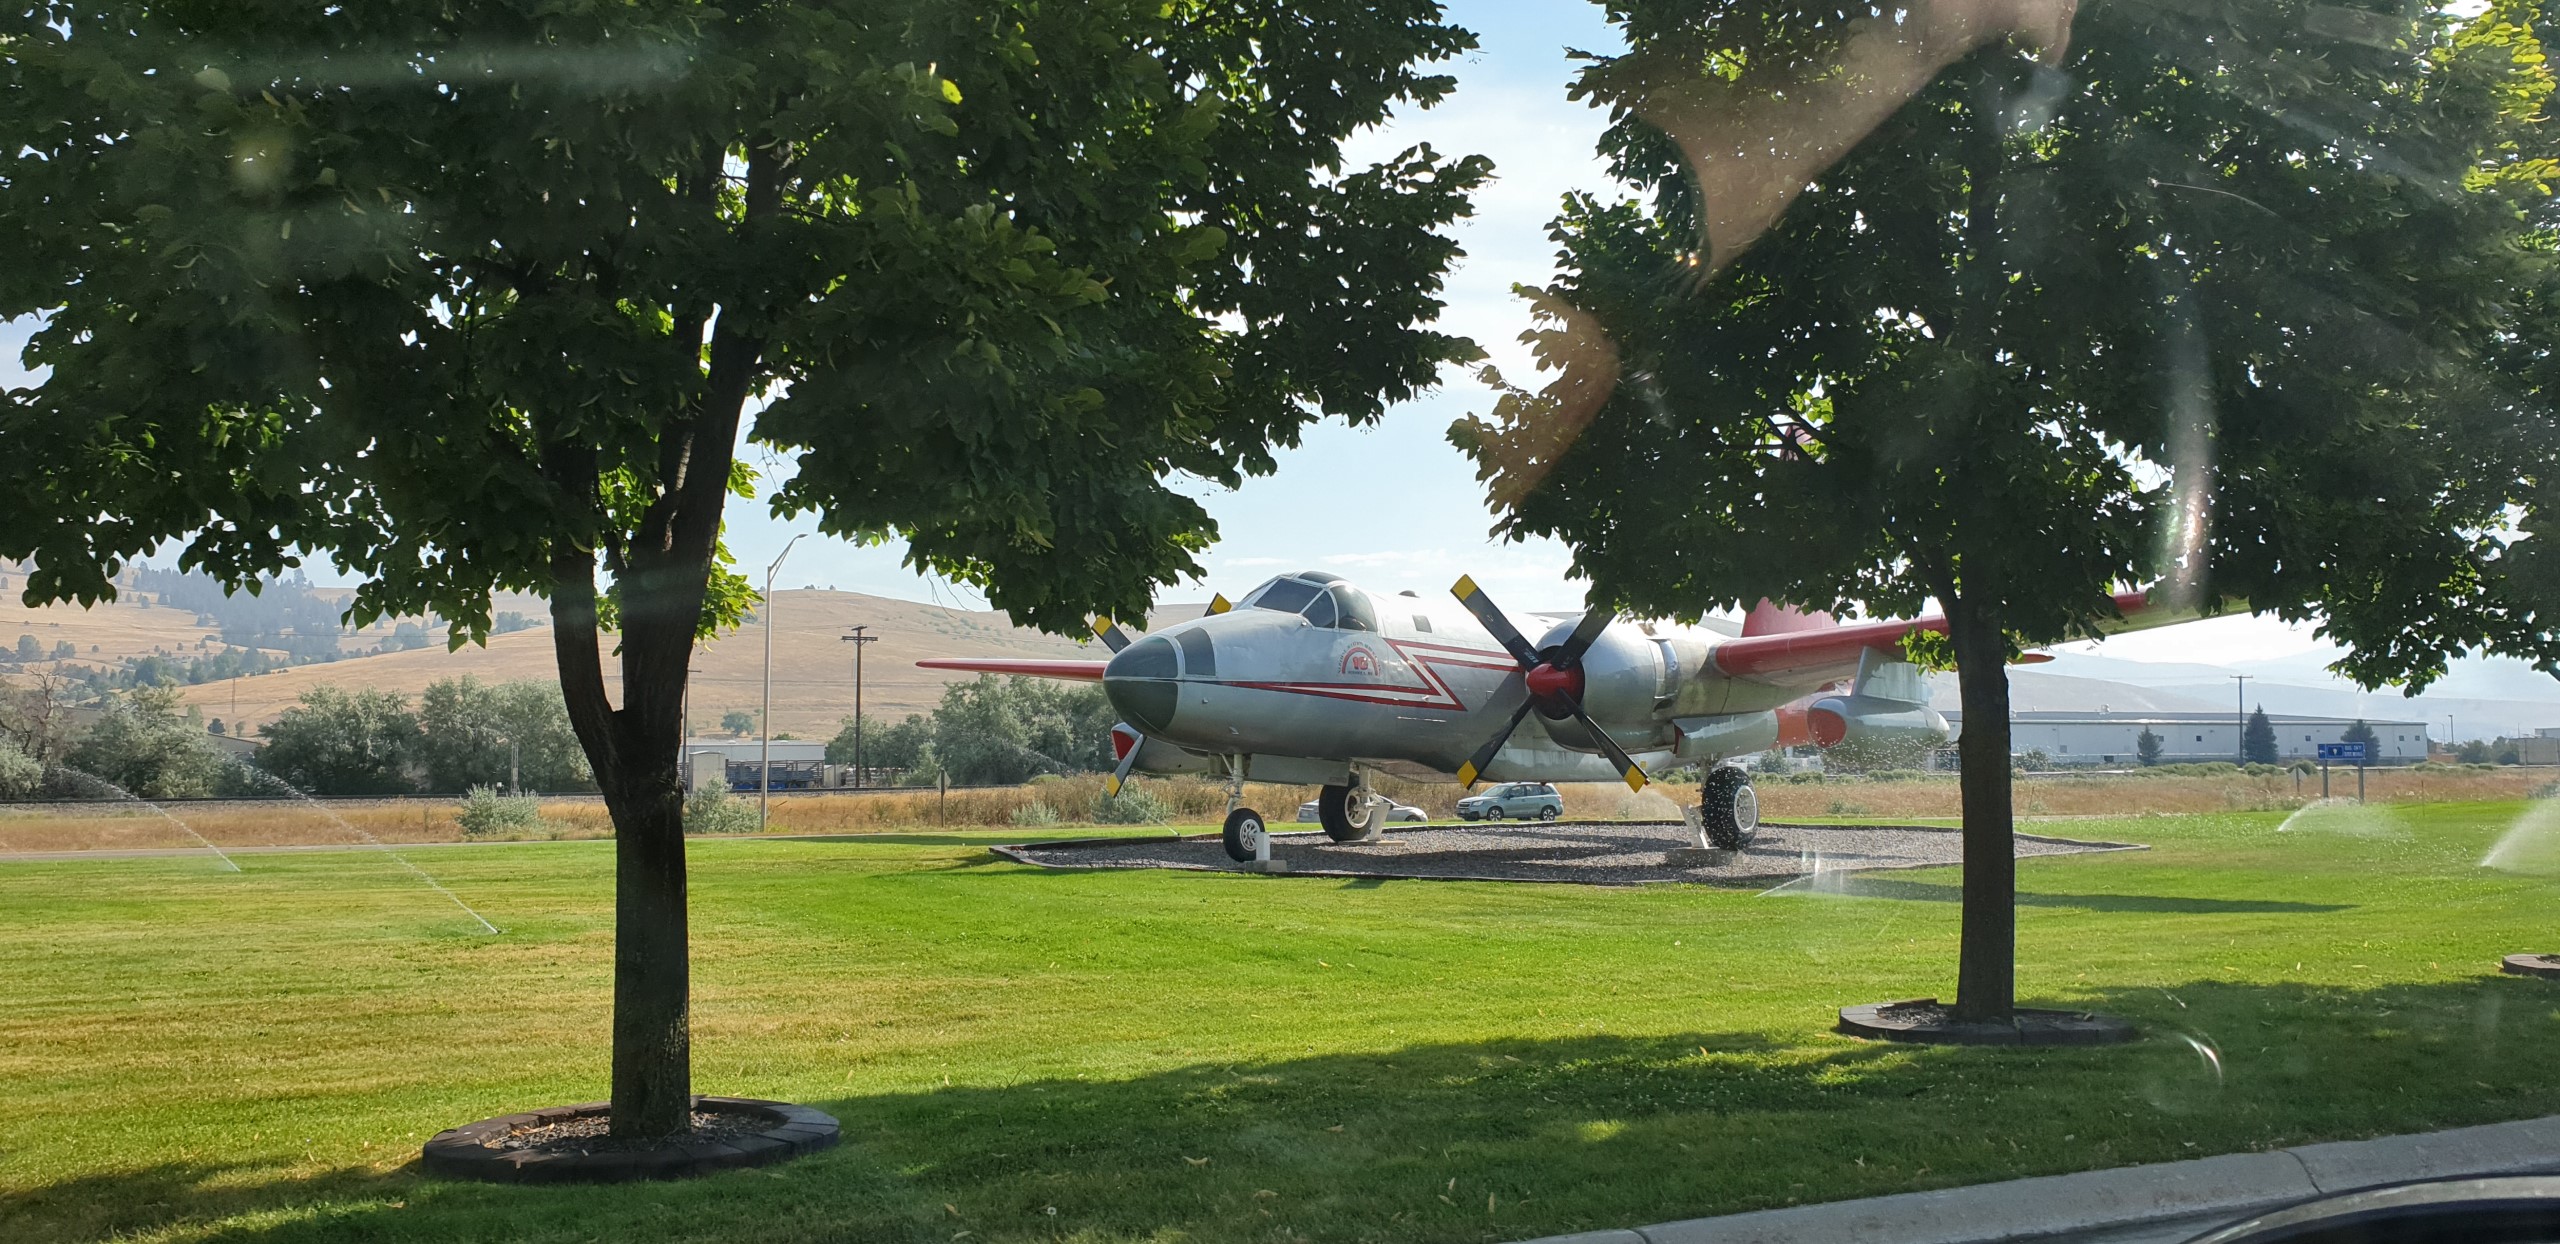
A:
[2317,742,2369,763]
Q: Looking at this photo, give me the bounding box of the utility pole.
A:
[2231,674,2251,764]
[841,626,879,789]
[761,534,806,833]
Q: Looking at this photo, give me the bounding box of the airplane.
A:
[919,571,2186,863]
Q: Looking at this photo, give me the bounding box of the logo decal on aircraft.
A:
[1340,645,1380,676]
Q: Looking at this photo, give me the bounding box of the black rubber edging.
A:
[420,1096,838,1184]
[1838,999,2138,1047]
[2503,954,2560,981]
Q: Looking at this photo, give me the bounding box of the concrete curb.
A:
[1511,1115,2560,1244]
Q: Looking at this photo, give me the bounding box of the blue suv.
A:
[1455,782,1562,822]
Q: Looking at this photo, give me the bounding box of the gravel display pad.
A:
[996,821,2142,887]
[2504,954,2560,981]
[420,1096,838,1184]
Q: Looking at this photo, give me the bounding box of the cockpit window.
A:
[1243,575,1375,631]
[1246,577,1321,614]
[1327,585,1376,632]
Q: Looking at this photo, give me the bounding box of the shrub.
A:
[1865,769,1932,783]
[0,739,41,799]
[457,785,546,837]
[1010,801,1060,829]
[681,783,761,835]
[1825,798,1871,816]
[1093,781,1172,825]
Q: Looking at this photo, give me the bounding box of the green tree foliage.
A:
[2136,727,2164,767]
[255,686,421,796]
[720,711,757,739]
[2458,739,2494,763]
[826,713,929,774]
[2344,719,2382,751]
[2244,708,2281,765]
[0,738,42,798]
[66,687,224,799]
[926,675,1117,785]
[13,635,35,661]
[416,677,592,793]
[3,0,1488,1135]
[1456,0,2560,1021]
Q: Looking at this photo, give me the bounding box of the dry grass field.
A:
[2,766,2546,854]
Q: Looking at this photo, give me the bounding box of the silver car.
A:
[1295,798,1429,824]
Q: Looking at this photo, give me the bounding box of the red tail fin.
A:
[1742,599,1837,637]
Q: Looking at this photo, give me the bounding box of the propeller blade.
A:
[1554,603,1615,665]
[1451,574,1539,667]
[1456,695,1536,789]
[1206,593,1232,616]
[1091,616,1134,653]
[1564,696,1651,793]
[1105,735,1143,797]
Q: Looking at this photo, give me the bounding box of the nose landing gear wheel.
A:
[1222,808,1269,862]
[1700,766,1760,851]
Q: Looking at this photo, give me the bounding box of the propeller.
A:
[1091,616,1136,653]
[1449,576,1651,793]
[1105,723,1142,797]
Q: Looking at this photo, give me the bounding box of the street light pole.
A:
[2231,674,2251,764]
[841,626,879,788]
[761,534,807,833]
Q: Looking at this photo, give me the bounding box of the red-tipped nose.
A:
[1523,662,1583,705]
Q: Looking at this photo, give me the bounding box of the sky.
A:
[0,1,2394,668]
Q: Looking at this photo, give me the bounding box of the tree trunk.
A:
[547,553,697,1138]
[600,686,691,1139]
[1946,599,2016,1024]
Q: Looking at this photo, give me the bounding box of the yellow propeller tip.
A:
[1624,771,1648,794]
[1456,763,1479,788]
[1452,574,1479,598]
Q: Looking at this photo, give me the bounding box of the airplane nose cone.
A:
[1103,635,1180,735]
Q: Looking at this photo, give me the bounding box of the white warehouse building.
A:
[1942,711,2431,766]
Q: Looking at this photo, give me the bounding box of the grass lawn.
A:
[4,802,2559,1243]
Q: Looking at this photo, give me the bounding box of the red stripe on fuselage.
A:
[1229,639,1519,712]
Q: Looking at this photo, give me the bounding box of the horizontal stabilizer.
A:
[915,657,1109,682]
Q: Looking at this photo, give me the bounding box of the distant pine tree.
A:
[2245,708,2281,765]
[2136,727,2164,767]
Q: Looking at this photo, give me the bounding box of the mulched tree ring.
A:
[1839,998,2138,1047]
[421,1096,838,1184]
[2503,954,2560,981]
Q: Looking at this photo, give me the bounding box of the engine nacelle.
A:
[1806,695,1950,751]
[1112,723,1218,776]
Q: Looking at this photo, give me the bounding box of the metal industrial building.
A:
[1942,711,2432,766]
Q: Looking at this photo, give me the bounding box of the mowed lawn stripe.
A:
[2,802,2555,1243]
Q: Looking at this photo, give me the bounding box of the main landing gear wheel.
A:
[1317,784,1379,843]
[1701,766,1759,851]
[1222,807,1269,862]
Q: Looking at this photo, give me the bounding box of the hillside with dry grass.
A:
[3,578,1190,740]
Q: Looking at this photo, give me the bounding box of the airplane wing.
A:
[1709,589,2160,684]
[914,658,1109,682]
